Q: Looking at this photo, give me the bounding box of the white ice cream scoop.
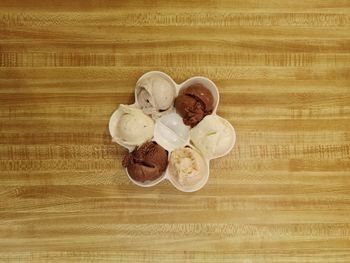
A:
[190,115,235,159]
[109,104,154,149]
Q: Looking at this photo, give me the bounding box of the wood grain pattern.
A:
[0,0,349,262]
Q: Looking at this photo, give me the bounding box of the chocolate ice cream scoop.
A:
[122,141,168,182]
[174,83,214,127]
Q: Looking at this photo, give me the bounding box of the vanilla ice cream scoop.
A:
[169,147,208,188]
[136,74,176,119]
[112,104,154,146]
[190,115,235,158]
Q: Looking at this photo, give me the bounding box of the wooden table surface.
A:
[1,0,350,262]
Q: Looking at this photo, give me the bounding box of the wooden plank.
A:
[0,0,349,262]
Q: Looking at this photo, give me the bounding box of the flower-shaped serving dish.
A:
[109,71,236,192]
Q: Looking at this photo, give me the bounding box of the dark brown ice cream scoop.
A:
[122,141,168,182]
[174,83,214,127]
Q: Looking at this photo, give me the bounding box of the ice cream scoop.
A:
[122,141,168,182]
[168,147,208,188]
[136,74,176,119]
[111,104,154,146]
[174,83,214,127]
[190,115,235,158]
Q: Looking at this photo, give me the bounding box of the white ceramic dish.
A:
[109,71,236,192]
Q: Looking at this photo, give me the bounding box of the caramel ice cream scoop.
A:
[168,147,207,187]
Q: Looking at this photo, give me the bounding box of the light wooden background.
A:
[0,0,349,262]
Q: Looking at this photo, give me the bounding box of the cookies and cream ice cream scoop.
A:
[136,75,176,119]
